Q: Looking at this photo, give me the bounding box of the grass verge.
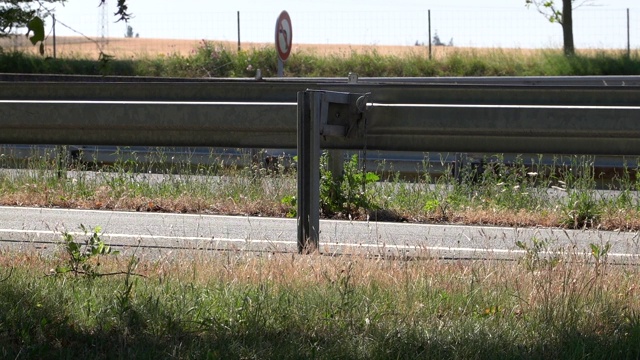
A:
[1,41,639,77]
[0,236,639,359]
[2,148,640,231]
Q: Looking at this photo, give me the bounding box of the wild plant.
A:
[192,41,234,77]
[558,156,602,228]
[319,152,380,216]
[55,224,119,278]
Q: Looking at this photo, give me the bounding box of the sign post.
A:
[275,11,292,77]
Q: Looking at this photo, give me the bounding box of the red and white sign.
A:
[275,11,292,61]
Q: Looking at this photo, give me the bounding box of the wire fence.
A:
[1,7,638,58]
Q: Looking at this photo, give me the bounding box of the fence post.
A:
[628,8,631,59]
[52,14,56,59]
[237,11,241,52]
[428,10,432,60]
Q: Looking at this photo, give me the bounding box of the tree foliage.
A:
[0,1,131,42]
[0,0,131,55]
[526,0,564,23]
[0,0,61,36]
[102,0,130,22]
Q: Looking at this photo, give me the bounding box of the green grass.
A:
[0,146,296,216]
[0,239,639,359]
[1,42,640,77]
[3,148,640,230]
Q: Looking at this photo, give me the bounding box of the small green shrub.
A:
[55,224,119,278]
[320,153,379,216]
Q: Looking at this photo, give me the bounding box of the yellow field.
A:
[2,35,633,60]
[0,35,554,59]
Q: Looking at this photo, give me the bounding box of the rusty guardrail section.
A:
[1,75,640,251]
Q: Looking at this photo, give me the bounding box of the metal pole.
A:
[237,11,241,52]
[428,10,432,60]
[327,149,344,205]
[628,8,631,59]
[297,90,320,253]
[277,58,284,77]
[53,14,63,176]
[52,14,56,59]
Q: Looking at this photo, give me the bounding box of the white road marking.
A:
[1,228,637,260]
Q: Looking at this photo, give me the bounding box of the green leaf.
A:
[281,195,296,206]
[55,265,71,274]
[26,17,45,46]
[68,242,80,253]
[424,199,440,212]
[364,172,380,183]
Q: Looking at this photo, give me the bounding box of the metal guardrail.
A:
[2,74,640,251]
[3,76,640,154]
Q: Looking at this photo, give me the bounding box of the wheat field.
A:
[1,35,552,59]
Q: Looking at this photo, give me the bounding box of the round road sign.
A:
[275,11,292,61]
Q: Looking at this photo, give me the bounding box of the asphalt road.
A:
[1,206,639,262]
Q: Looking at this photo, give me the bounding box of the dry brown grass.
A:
[3,244,636,314]
[0,35,562,59]
[4,184,640,230]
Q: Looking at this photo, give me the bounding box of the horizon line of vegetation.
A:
[1,41,640,78]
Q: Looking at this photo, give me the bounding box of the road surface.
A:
[1,206,639,263]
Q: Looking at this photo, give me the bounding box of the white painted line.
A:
[1,229,637,259]
[0,100,298,106]
[4,207,639,240]
[370,103,640,110]
[0,206,296,222]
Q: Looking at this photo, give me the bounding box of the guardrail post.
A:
[297,90,369,253]
[297,90,321,253]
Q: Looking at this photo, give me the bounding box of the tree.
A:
[525,0,594,55]
[0,0,64,54]
[0,1,131,49]
[125,24,133,38]
[0,1,60,36]
[432,31,445,46]
[432,31,453,47]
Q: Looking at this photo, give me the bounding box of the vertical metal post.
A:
[297,89,368,254]
[237,11,241,52]
[52,15,56,59]
[428,10,432,60]
[627,8,631,59]
[277,58,284,77]
[297,91,321,253]
[328,150,344,184]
